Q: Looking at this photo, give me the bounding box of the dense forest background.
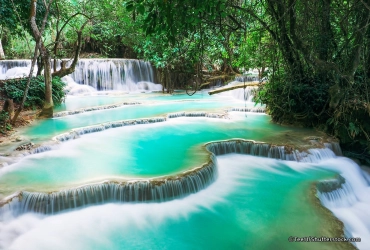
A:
[0,0,369,163]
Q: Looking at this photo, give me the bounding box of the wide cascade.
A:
[1,140,343,215]
[0,59,157,91]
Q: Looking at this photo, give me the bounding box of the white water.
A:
[62,76,97,95]
[317,158,370,249]
[218,85,257,102]
[0,155,318,250]
[2,154,368,249]
[0,59,162,93]
[0,155,251,250]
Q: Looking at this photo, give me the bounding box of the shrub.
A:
[0,76,66,109]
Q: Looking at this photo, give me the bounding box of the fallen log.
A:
[208,81,260,95]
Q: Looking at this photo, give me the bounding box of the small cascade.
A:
[53,113,229,142]
[235,74,259,82]
[53,117,167,142]
[317,175,358,207]
[324,142,343,156]
[206,139,338,163]
[167,112,227,119]
[1,157,217,215]
[53,101,141,117]
[229,107,266,113]
[231,86,257,101]
[316,157,370,248]
[62,75,97,95]
[218,83,258,101]
[317,158,370,209]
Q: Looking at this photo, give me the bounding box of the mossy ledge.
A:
[1,139,341,216]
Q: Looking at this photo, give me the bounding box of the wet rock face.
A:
[15,142,34,151]
[316,175,346,193]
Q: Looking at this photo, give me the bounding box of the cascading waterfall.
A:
[230,86,257,101]
[206,140,340,163]
[219,82,258,101]
[0,59,161,91]
[69,59,156,90]
[0,60,30,74]
[0,60,31,79]
[316,157,370,248]
[1,139,344,216]
[1,158,217,216]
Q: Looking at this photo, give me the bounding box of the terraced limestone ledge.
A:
[228,107,266,113]
[0,139,342,216]
[0,112,229,166]
[52,112,228,142]
[53,102,141,117]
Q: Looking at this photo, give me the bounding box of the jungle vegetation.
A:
[0,0,369,162]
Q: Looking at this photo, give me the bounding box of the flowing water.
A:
[0,59,369,249]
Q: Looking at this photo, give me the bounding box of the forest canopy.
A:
[0,0,369,162]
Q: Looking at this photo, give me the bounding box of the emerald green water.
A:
[1,113,302,196]
[3,155,339,250]
[54,91,220,112]
[0,93,351,250]
[23,98,255,143]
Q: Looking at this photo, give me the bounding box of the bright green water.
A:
[24,97,255,143]
[54,91,221,112]
[4,155,339,250]
[1,113,306,196]
[0,93,347,250]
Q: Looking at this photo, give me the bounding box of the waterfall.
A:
[0,139,340,216]
[0,159,217,216]
[218,83,258,101]
[230,86,257,101]
[205,139,339,163]
[69,59,155,90]
[0,60,30,75]
[0,60,32,80]
[316,158,370,249]
[0,59,160,91]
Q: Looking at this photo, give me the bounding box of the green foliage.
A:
[255,73,332,126]
[3,32,35,59]
[0,0,48,35]
[0,111,10,134]
[1,76,66,109]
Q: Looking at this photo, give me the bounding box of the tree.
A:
[0,39,4,59]
[29,0,54,118]
[28,0,94,118]
[125,0,370,160]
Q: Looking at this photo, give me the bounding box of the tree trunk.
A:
[0,39,5,59]
[3,99,14,118]
[29,0,54,118]
[38,49,54,118]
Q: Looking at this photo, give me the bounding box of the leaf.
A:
[126,3,135,12]
[137,5,145,15]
